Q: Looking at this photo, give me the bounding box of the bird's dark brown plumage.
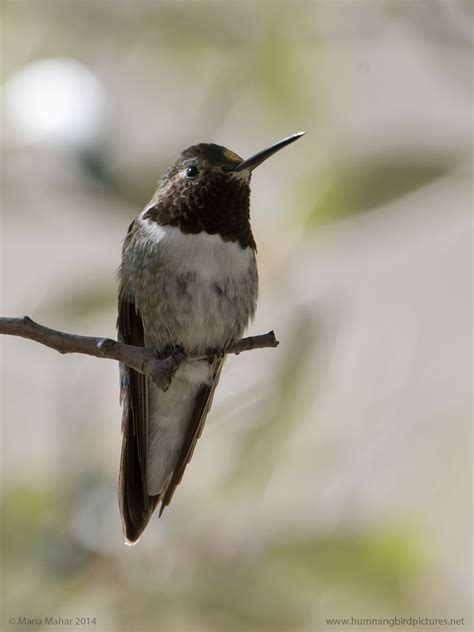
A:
[144,171,255,250]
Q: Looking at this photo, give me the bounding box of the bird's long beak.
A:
[231,131,305,172]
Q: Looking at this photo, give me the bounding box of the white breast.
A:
[137,216,258,353]
[140,216,254,278]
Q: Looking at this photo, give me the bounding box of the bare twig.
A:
[0,316,279,391]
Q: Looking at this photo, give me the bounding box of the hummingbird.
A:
[117,131,305,543]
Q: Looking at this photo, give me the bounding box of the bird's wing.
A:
[117,292,159,543]
[117,220,226,541]
[159,358,225,514]
[117,288,225,541]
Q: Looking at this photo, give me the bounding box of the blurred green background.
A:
[1,1,472,631]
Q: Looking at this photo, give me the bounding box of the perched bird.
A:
[117,131,305,543]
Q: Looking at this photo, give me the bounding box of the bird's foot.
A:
[156,344,185,361]
[152,345,186,391]
[206,347,226,364]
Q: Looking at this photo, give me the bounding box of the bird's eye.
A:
[185,165,199,178]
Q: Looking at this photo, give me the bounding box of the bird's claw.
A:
[207,347,226,363]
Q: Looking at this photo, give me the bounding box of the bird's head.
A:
[143,132,305,249]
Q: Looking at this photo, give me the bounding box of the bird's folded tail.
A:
[118,358,224,544]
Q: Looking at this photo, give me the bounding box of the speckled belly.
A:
[124,224,259,354]
[137,265,258,352]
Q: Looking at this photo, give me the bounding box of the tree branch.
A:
[0,316,279,391]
